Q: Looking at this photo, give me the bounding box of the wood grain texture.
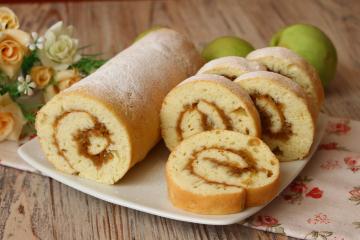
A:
[1,0,359,239]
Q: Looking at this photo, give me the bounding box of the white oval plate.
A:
[18,114,327,225]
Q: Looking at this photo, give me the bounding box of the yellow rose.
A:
[56,68,82,91]
[43,68,82,102]
[0,29,30,78]
[0,93,26,141]
[0,7,19,31]
[30,66,53,89]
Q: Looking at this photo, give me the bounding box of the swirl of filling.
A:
[166,130,280,213]
[176,100,234,141]
[185,147,272,188]
[53,110,113,169]
[251,94,292,140]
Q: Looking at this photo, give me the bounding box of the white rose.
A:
[0,93,26,141]
[38,21,81,71]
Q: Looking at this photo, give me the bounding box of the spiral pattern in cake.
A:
[160,74,261,151]
[166,130,280,214]
[235,71,316,161]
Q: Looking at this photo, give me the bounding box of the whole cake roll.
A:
[35,29,203,184]
[160,74,261,151]
[166,130,280,214]
[235,71,316,161]
[197,56,266,80]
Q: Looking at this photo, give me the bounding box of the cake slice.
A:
[235,71,316,161]
[160,74,261,151]
[166,130,280,214]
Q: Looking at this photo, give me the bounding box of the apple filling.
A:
[176,100,232,140]
[73,122,113,167]
[53,111,113,169]
[185,147,271,188]
[252,95,292,140]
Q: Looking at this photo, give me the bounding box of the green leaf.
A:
[21,50,40,75]
[72,57,106,75]
[24,112,35,124]
[0,73,21,99]
[0,71,8,82]
[18,102,43,136]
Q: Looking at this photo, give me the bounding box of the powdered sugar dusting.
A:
[236,71,309,100]
[198,56,266,74]
[247,47,305,63]
[59,29,203,148]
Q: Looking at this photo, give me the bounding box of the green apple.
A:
[270,24,337,87]
[134,26,165,42]
[202,36,255,62]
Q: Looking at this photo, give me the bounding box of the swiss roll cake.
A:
[160,74,261,151]
[35,29,203,184]
[166,130,280,214]
[235,71,316,161]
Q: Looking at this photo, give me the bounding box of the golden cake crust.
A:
[166,169,247,214]
[166,130,280,214]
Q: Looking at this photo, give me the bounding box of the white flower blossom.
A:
[38,21,81,70]
[28,31,44,51]
[17,74,36,96]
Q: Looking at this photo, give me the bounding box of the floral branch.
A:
[0,7,107,142]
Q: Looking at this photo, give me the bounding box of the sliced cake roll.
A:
[160,74,261,151]
[166,130,280,214]
[197,56,266,80]
[36,29,203,184]
[235,71,316,161]
[247,47,324,112]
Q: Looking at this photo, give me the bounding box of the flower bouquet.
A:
[0,7,106,143]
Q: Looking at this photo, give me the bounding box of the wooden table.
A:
[1,0,359,239]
